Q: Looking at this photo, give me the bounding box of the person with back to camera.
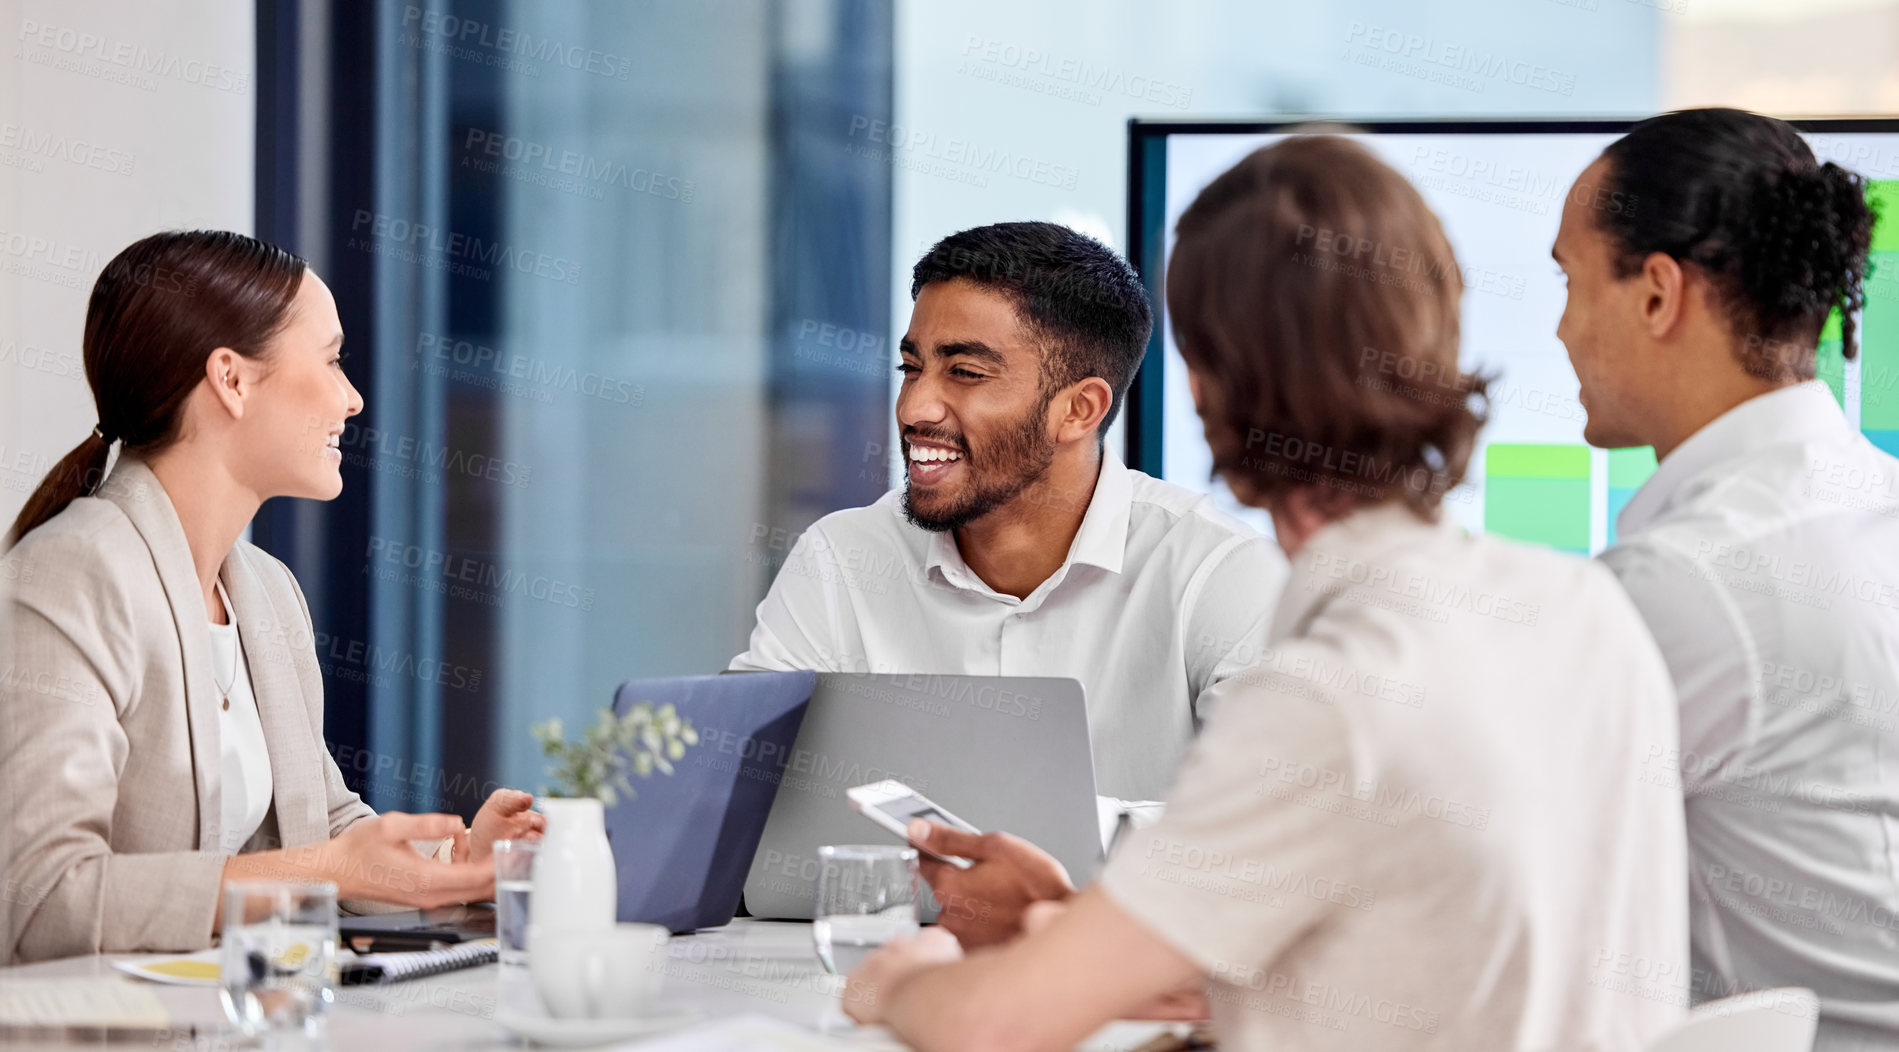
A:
[0,230,543,965]
[1553,107,1899,1050]
[840,134,1690,1051]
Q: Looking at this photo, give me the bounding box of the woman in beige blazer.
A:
[1,230,543,965]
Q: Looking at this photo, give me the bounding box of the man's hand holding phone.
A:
[908,819,1074,949]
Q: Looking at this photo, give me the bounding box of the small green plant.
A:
[531,702,700,806]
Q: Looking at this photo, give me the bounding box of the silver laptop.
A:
[743,673,1102,920]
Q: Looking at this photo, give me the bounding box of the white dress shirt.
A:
[1602,381,1899,1048]
[207,581,273,855]
[729,455,1285,800]
[1103,502,1688,1050]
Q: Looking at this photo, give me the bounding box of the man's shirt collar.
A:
[922,452,1134,599]
[1617,381,1851,540]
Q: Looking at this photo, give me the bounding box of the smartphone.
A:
[846,779,981,869]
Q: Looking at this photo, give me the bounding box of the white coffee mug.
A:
[528,923,670,1020]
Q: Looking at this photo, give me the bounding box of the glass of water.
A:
[220,881,338,1039]
[493,838,540,967]
[812,845,919,975]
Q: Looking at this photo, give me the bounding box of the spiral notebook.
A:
[340,937,498,985]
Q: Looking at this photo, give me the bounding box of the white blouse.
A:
[208,580,273,854]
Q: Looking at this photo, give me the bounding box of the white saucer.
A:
[494,1008,698,1047]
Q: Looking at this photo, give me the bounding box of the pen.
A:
[344,933,454,954]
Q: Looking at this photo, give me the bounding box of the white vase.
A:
[529,797,617,930]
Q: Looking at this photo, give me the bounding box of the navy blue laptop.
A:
[604,671,816,932]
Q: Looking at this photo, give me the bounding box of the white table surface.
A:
[0,919,1183,1050]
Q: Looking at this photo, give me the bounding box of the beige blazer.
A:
[1,457,378,964]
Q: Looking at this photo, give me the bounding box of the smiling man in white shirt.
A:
[1555,108,1899,1049]
[730,222,1283,802]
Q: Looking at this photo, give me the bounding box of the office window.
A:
[256,0,891,809]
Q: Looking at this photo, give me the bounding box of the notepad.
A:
[340,937,498,985]
[0,977,170,1028]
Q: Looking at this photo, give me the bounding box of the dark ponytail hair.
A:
[6,230,307,548]
[1597,108,1875,381]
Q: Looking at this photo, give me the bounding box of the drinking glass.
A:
[493,838,540,967]
[811,845,919,975]
[220,881,338,1039]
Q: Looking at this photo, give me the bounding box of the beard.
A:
[902,390,1059,533]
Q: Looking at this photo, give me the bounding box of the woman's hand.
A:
[462,789,544,865]
[220,812,496,928]
[319,812,496,906]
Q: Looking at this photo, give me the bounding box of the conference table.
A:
[0,919,1186,1049]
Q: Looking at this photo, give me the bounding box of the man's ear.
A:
[1637,251,1687,339]
[204,347,252,421]
[1052,377,1114,445]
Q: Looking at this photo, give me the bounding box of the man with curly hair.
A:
[1555,107,1899,1049]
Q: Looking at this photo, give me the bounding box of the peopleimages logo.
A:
[1342,22,1576,96]
[336,421,533,488]
[845,116,1080,191]
[0,123,134,175]
[1207,963,1440,1034]
[413,333,643,407]
[461,129,695,202]
[314,634,482,692]
[958,35,1194,109]
[0,341,82,379]
[348,210,582,285]
[14,19,252,94]
[0,230,100,290]
[399,6,633,79]
[364,538,595,611]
